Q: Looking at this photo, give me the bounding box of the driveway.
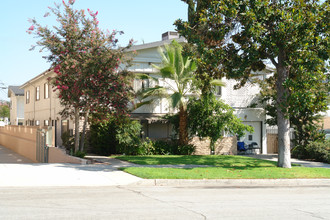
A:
[0,145,34,163]
[0,145,141,187]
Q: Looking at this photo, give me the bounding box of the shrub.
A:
[137,139,196,155]
[74,150,86,158]
[304,140,330,163]
[89,115,142,155]
[177,144,196,155]
[89,114,196,156]
[292,140,330,164]
[61,131,74,153]
[137,138,155,155]
[153,140,177,155]
[116,119,142,155]
[89,117,117,155]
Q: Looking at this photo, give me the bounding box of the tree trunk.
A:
[276,56,291,168]
[79,109,90,152]
[210,140,215,155]
[178,105,189,146]
[74,107,80,153]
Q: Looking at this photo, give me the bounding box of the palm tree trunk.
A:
[179,105,189,146]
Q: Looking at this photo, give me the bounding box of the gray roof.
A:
[8,86,24,97]
[126,37,186,52]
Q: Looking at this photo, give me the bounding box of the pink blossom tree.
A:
[28,0,133,152]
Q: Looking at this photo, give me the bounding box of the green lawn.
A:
[114,155,330,179]
[114,155,280,166]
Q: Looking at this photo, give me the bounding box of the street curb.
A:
[129,178,330,187]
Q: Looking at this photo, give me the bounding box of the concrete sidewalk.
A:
[0,163,142,187]
[243,154,330,169]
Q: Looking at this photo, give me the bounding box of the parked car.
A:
[0,121,5,127]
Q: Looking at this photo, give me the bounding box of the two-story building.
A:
[20,70,72,146]
[127,32,272,154]
[15,31,273,154]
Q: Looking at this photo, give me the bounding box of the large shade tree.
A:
[259,72,328,148]
[176,0,329,168]
[28,0,133,152]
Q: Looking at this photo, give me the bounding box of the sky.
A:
[0,0,188,101]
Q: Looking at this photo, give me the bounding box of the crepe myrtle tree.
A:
[176,0,329,168]
[28,0,134,152]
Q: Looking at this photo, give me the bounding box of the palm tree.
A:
[136,40,224,145]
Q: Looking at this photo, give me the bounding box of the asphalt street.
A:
[0,186,329,220]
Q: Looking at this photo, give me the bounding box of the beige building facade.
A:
[20,70,73,146]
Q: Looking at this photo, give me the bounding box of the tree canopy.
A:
[28,0,133,152]
[0,105,10,119]
[188,93,253,154]
[176,0,329,168]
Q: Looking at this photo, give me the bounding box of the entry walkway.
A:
[0,145,34,163]
[243,154,330,168]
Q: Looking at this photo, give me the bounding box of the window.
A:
[215,86,222,96]
[36,86,40,101]
[44,83,49,99]
[35,120,40,126]
[61,120,69,135]
[44,120,49,126]
[26,91,30,104]
[142,78,149,90]
[133,76,150,92]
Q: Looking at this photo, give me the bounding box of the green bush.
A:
[137,138,155,155]
[61,131,74,153]
[177,144,196,155]
[116,119,142,155]
[137,139,196,155]
[89,115,142,155]
[153,140,177,155]
[74,150,86,158]
[89,117,118,155]
[89,114,196,156]
[292,140,330,164]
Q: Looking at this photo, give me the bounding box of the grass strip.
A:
[120,167,330,179]
[114,155,289,167]
[114,155,330,179]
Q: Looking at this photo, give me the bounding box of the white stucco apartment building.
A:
[13,31,275,154]
[127,32,273,154]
